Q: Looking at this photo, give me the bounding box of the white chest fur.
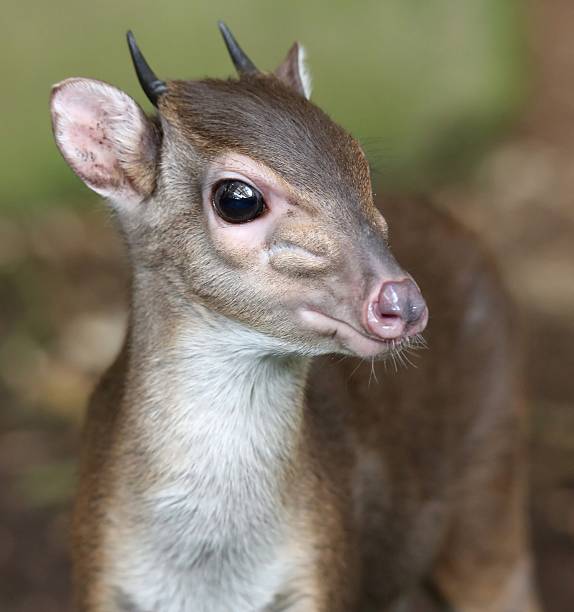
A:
[106,320,311,612]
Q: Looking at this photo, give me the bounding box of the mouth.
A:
[299,308,408,358]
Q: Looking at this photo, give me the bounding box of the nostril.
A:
[374,301,402,321]
[407,296,426,324]
[378,280,411,320]
[374,310,403,328]
[367,301,406,338]
[379,312,401,321]
[366,279,428,340]
[377,279,427,326]
[378,283,403,317]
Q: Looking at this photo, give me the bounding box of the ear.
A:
[274,43,312,99]
[50,78,159,206]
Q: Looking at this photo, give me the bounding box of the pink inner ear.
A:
[64,104,123,190]
[51,79,144,201]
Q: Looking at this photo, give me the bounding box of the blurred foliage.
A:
[1,0,528,209]
[16,461,76,508]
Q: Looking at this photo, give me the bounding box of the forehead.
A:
[159,76,372,206]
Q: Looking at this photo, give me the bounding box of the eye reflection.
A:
[212,180,266,224]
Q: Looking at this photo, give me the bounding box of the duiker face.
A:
[50,27,427,359]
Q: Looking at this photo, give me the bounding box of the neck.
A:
[119,276,311,525]
[108,277,313,608]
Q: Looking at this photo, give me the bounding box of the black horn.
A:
[218,21,259,76]
[126,30,167,107]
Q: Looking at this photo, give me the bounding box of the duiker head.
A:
[50,23,427,359]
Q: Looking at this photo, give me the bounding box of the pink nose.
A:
[366,279,428,340]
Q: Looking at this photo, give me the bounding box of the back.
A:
[307,195,527,609]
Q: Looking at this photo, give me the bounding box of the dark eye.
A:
[212,180,266,224]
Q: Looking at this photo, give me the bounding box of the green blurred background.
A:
[3,1,574,611]
[2,0,527,208]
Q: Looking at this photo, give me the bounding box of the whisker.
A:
[395,346,408,370]
[389,340,399,373]
[332,354,349,366]
[348,358,365,381]
[368,357,380,388]
[371,357,379,385]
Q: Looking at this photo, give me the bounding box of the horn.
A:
[218,21,259,75]
[126,30,167,107]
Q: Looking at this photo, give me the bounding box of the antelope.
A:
[50,22,542,612]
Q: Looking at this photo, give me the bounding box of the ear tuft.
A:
[50,78,159,206]
[296,45,312,99]
[274,43,312,99]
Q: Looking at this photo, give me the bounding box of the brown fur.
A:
[72,196,540,611]
[52,66,541,611]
